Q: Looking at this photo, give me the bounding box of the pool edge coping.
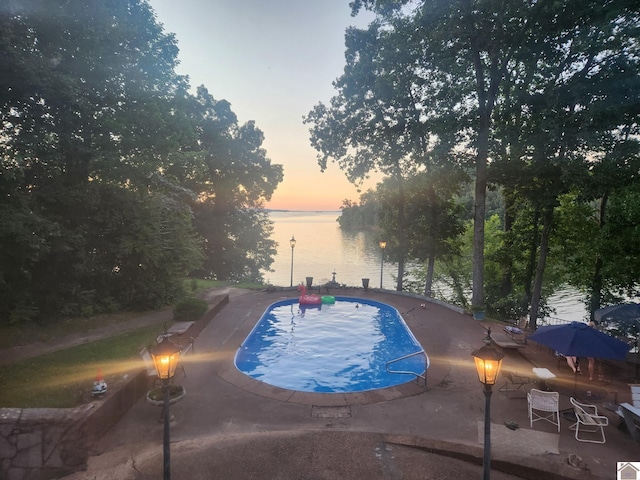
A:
[218,293,429,406]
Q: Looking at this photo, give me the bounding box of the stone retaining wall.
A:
[0,406,92,480]
[0,368,153,480]
[85,368,150,448]
[0,293,230,479]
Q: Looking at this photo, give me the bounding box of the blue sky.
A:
[148,0,377,210]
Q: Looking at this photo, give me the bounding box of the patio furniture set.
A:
[496,316,639,444]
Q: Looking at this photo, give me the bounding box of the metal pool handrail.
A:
[386,350,429,387]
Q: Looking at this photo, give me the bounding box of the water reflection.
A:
[263,211,587,322]
[547,288,588,322]
[263,211,395,287]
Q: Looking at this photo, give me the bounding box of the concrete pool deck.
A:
[64,288,640,479]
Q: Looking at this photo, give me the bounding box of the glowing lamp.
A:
[150,336,181,380]
[378,240,387,289]
[472,343,504,386]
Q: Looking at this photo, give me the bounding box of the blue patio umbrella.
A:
[594,303,640,340]
[527,321,630,360]
[595,303,640,378]
[594,303,640,323]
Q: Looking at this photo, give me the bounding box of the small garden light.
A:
[379,240,387,289]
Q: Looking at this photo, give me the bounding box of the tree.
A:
[379,171,465,296]
[0,1,283,322]
[0,0,196,321]
[576,126,640,315]
[558,183,640,317]
[337,194,380,229]
[165,87,283,282]
[346,0,558,308]
[488,0,640,327]
[73,184,203,311]
[0,0,188,188]
[305,18,456,290]
[353,0,544,307]
[0,181,204,320]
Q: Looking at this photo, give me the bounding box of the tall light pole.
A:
[471,329,504,480]
[379,240,387,289]
[149,336,181,480]
[289,235,296,287]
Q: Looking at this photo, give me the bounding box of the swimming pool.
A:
[234,297,428,393]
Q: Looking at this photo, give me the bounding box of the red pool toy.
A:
[297,284,322,305]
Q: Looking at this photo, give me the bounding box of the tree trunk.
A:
[589,193,609,318]
[395,177,406,291]
[520,207,540,321]
[500,189,515,297]
[471,124,488,308]
[424,253,435,297]
[529,205,554,329]
[424,183,438,297]
[469,25,505,309]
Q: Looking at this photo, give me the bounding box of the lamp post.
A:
[379,240,387,289]
[289,235,296,287]
[471,329,504,480]
[149,336,181,480]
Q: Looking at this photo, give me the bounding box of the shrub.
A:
[173,297,208,322]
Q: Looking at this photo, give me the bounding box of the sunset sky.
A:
[148,0,380,211]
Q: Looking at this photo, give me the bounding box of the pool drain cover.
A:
[311,405,352,418]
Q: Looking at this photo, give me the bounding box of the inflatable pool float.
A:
[321,295,335,304]
[299,303,321,311]
[297,284,322,305]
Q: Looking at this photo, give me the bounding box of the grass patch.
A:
[185,278,266,292]
[0,277,255,408]
[0,325,160,408]
[0,278,261,349]
[0,309,165,349]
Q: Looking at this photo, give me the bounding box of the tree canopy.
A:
[0,0,283,323]
[311,0,640,324]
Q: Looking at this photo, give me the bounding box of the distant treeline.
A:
[338,182,504,229]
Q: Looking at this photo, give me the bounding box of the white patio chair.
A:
[569,397,609,444]
[527,388,560,431]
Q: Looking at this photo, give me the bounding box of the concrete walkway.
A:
[62,288,639,479]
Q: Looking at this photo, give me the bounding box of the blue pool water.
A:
[234,297,427,393]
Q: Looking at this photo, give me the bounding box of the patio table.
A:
[532,367,556,391]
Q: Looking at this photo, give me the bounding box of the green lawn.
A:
[0,325,160,408]
[0,310,161,349]
[185,278,266,291]
[0,278,261,408]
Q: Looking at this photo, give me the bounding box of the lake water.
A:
[263,211,588,322]
[263,211,393,288]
